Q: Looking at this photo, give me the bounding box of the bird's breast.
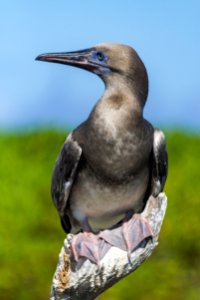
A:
[74,103,153,182]
[82,122,152,181]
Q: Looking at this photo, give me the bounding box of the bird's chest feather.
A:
[82,112,152,180]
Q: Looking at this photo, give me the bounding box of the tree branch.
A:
[50,193,167,300]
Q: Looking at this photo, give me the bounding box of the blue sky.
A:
[0,0,200,131]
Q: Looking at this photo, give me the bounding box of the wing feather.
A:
[151,128,168,197]
[51,133,82,225]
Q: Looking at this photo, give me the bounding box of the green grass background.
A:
[0,130,199,300]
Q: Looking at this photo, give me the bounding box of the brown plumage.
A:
[36,43,168,263]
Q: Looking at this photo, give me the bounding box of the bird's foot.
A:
[99,213,153,257]
[71,231,98,263]
[71,231,111,264]
[71,213,153,264]
[121,213,153,257]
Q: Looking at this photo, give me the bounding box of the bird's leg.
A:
[121,211,153,257]
[71,218,101,264]
[81,217,92,232]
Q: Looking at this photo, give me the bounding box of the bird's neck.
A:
[88,83,144,140]
[103,84,143,116]
[97,77,144,120]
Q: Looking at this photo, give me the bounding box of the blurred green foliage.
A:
[0,130,200,300]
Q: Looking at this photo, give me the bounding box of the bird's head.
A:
[36,43,148,106]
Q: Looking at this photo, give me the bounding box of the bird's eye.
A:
[91,51,107,65]
[96,52,104,61]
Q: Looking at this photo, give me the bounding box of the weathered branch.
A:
[50,193,167,300]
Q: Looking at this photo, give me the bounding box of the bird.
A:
[36,43,168,264]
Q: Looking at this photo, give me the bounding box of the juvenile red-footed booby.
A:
[36,43,168,264]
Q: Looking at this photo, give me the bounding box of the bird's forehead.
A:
[94,43,133,56]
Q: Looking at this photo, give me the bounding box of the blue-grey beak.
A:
[35,48,98,72]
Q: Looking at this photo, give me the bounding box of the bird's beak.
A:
[35,48,97,72]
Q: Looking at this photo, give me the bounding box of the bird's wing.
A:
[150,128,168,197]
[51,133,82,232]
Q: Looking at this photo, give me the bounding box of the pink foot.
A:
[122,214,153,256]
[71,214,153,264]
[99,213,153,256]
[71,231,99,263]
